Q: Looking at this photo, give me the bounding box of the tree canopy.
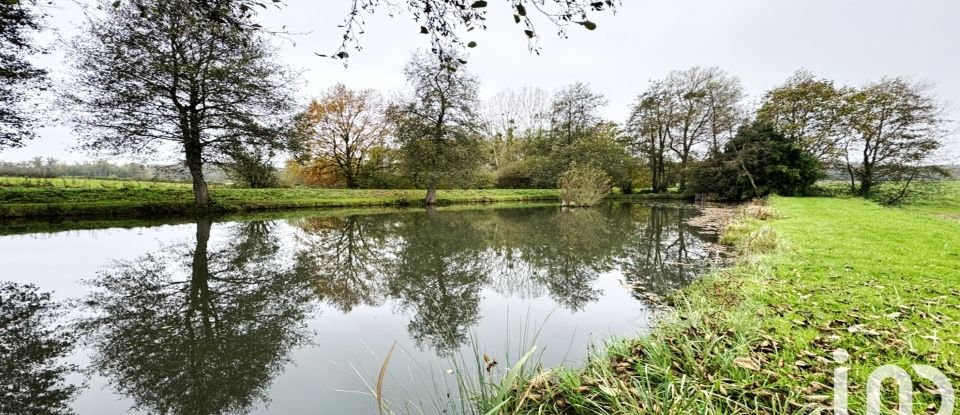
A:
[0,0,47,149]
[64,0,296,206]
[298,84,389,188]
[691,121,821,202]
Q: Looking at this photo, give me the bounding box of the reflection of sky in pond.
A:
[0,203,716,414]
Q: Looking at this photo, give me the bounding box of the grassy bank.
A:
[0,176,688,219]
[475,196,960,414]
[0,177,558,218]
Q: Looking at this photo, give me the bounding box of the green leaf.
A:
[467,41,477,48]
[524,29,534,38]
[516,4,526,16]
[513,14,521,24]
[111,0,121,7]
[483,346,538,415]
[579,20,597,30]
[336,51,349,59]
[470,1,487,8]
[419,26,428,34]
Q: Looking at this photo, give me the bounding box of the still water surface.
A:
[1,202,717,414]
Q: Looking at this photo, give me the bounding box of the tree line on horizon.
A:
[1,0,955,207]
[288,66,954,203]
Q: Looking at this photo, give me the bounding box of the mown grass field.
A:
[475,192,960,414]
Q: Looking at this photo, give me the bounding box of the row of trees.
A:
[290,66,952,202]
[623,68,951,201]
[0,158,233,182]
[757,72,949,197]
[291,72,635,199]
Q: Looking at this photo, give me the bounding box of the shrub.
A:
[690,121,821,202]
[557,165,611,207]
[495,163,534,189]
[472,169,497,189]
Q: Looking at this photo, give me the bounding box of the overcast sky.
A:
[4,0,959,163]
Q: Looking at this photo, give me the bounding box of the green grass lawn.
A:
[758,198,960,408]
[477,195,960,414]
[900,181,960,218]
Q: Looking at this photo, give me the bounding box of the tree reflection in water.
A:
[294,203,716,355]
[77,219,315,415]
[0,282,78,415]
[620,204,714,298]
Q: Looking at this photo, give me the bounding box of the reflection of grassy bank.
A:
[472,196,960,414]
[0,202,562,236]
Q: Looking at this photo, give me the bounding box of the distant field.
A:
[811,180,960,218]
[901,180,960,218]
[0,176,193,189]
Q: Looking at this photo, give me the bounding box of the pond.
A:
[0,202,718,414]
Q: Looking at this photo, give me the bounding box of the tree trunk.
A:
[845,163,857,193]
[425,175,438,205]
[859,175,873,197]
[859,164,873,196]
[678,156,688,191]
[185,144,211,208]
[739,156,760,199]
[650,164,659,192]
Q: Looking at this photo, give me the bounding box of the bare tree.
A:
[301,84,388,188]
[480,87,550,170]
[483,87,551,136]
[64,0,296,207]
[664,67,715,190]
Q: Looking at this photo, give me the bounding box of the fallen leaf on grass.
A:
[734,356,761,371]
[847,324,881,336]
